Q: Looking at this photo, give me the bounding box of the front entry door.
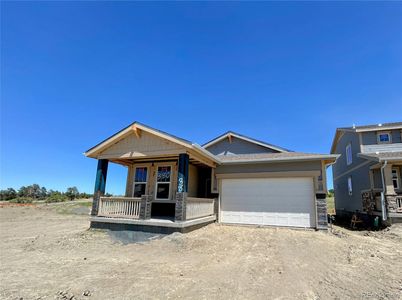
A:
[155,165,172,201]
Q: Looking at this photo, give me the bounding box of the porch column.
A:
[369,170,374,189]
[177,153,189,193]
[175,153,189,221]
[383,164,398,214]
[383,164,395,195]
[91,159,109,216]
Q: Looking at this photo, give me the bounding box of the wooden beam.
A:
[188,151,216,168]
[132,125,142,138]
[98,149,184,159]
[109,159,131,166]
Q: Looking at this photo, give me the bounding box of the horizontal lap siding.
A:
[215,160,322,174]
[206,136,278,156]
[100,131,185,157]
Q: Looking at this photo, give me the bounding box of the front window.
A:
[346,144,352,165]
[348,176,353,196]
[397,197,402,209]
[156,166,171,199]
[133,167,148,197]
[392,168,400,189]
[377,132,391,144]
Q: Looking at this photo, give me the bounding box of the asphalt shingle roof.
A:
[339,122,402,131]
[359,151,402,162]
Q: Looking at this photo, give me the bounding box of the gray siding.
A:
[361,130,402,145]
[332,131,375,213]
[334,163,375,212]
[216,160,321,174]
[394,130,402,143]
[332,131,365,179]
[206,136,279,156]
[373,169,382,189]
[361,143,402,153]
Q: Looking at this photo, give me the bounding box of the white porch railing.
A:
[98,197,141,219]
[186,197,215,220]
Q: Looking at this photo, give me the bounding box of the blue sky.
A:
[1,2,401,194]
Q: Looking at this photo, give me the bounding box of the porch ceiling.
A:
[108,152,214,168]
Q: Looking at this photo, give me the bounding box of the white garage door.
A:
[221,177,315,228]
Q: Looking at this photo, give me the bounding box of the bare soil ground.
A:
[1,202,401,300]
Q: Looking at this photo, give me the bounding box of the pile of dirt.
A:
[1,204,401,299]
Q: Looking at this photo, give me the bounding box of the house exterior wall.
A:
[215,160,325,193]
[188,164,198,197]
[216,160,321,174]
[99,131,186,158]
[360,130,402,153]
[205,136,279,156]
[361,143,402,153]
[216,160,328,229]
[334,163,375,213]
[361,130,402,145]
[125,161,201,200]
[372,168,383,189]
[332,131,374,215]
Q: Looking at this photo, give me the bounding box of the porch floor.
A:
[90,215,216,234]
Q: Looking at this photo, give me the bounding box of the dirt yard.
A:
[1,202,401,300]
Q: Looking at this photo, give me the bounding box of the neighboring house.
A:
[331,122,402,223]
[84,122,338,233]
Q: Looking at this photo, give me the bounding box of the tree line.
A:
[0,184,95,202]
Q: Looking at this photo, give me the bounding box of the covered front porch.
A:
[360,152,402,222]
[84,122,219,232]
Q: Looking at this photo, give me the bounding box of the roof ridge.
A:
[202,131,292,152]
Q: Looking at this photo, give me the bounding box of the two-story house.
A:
[331,122,402,224]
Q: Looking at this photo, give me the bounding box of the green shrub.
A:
[9,197,34,203]
[45,194,68,203]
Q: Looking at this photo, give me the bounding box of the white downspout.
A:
[380,160,388,221]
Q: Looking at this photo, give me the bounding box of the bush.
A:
[0,188,17,201]
[9,197,34,204]
[45,194,68,203]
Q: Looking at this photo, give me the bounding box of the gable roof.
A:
[202,131,291,153]
[84,121,337,166]
[330,121,402,154]
[84,121,219,163]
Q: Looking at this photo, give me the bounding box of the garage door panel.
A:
[221,177,315,228]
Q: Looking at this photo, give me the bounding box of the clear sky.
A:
[1,2,401,194]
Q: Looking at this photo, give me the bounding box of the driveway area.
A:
[0,202,401,300]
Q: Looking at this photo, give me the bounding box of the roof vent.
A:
[352,123,356,129]
[378,123,382,127]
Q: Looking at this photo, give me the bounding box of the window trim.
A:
[397,197,402,209]
[348,176,353,196]
[346,143,352,166]
[392,168,400,190]
[133,165,149,198]
[155,164,173,200]
[377,131,392,144]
